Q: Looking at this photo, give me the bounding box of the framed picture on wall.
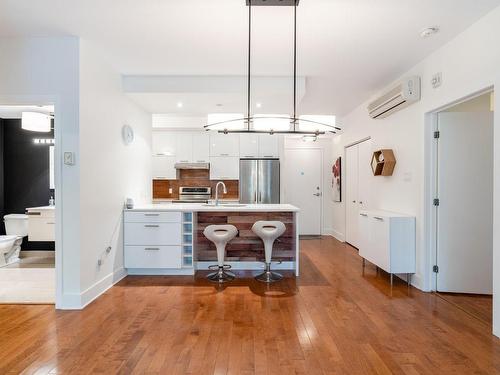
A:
[332,156,341,202]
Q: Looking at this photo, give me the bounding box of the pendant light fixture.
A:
[204,0,341,135]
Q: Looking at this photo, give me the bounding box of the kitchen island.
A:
[123,203,300,276]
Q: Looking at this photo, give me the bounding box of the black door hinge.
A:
[433,198,440,206]
[433,265,439,273]
[434,131,440,139]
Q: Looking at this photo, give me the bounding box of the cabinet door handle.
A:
[144,224,160,228]
[352,200,356,203]
[263,155,273,158]
[359,213,368,217]
[144,247,160,251]
[144,213,160,217]
[373,216,384,221]
[359,201,363,204]
[220,153,229,156]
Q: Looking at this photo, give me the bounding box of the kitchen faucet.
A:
[215,181,227,206]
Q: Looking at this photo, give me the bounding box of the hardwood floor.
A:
[0,237,499,374]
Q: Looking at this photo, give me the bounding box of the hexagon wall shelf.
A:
[371,149,396,176]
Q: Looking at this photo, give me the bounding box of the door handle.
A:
[352,200,356,203]
[373,217,384,221]
[313,193,322,197]
[359,213,368,217]
[359,201,363,204]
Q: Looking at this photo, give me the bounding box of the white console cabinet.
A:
[358,209,415,286]
[124,211,194,275]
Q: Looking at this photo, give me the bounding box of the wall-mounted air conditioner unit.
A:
[368,76,421,119]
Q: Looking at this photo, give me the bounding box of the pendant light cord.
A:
[293,0,297,131]
[247,0,252,131]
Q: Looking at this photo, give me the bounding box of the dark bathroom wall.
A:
[1,119,54,250]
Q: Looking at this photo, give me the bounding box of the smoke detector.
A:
[420,27,439,38]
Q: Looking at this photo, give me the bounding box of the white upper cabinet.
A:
[152,155,176,179]
[258,134,279,158]
[239,134,259,158]
[152,132,177,156]
[209,134,240,157]
[175,133,193,163]
[192,133,210,162]
[209,156,240,180]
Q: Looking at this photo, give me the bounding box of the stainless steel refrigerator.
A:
[239,159,280,204]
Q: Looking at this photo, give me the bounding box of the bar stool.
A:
[252,221,286,283]
[203,224,238,283]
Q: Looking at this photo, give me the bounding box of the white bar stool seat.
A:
[252,221,286,283]
[203,224,238,283]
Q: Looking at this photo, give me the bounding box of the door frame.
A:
[0,93,63,307]
[424,87,494,292]
[344,136,372,247]
[283,147,324,235]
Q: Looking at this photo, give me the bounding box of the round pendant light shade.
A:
[21,111,51,132]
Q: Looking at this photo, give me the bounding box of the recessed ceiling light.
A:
[176,102,183,108]
[256,102,262,108]
[420,26,439,38]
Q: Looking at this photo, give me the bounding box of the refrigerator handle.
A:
[255,161,259,203]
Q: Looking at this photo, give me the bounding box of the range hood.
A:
[174,162,210,170]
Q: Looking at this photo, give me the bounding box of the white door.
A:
[436,111,493,294]
[284,148,322,235]
[357,139,373,210]
[345,145,359,247]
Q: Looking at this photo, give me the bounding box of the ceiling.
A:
[0,0,499,116]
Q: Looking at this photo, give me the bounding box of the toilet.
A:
[1,214,28,267]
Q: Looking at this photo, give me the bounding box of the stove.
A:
[173,186,211,203]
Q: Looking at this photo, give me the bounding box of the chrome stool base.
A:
[207,265,235,283]
[255,263,283,283]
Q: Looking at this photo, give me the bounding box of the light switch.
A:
[64,152,75,166]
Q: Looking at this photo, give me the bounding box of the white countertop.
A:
[126,203,299,212]
[26,206,55,211]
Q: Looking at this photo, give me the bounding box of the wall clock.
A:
[122,124,134,145]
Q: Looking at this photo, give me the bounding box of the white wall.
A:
[0,37,81,308]
[79,40,152,305]
[333,6,500,337]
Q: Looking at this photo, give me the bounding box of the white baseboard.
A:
[331,229,345,242]
[196,261,296,271]
[58,268,126,310]
[127,268,195,275]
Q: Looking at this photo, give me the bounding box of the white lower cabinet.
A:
[124,211,194,274]
[124,246,182,269]
[358,210,416,283]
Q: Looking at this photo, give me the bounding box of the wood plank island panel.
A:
[196,211,296,262]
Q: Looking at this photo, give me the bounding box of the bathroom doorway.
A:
[0,104,56,304]
[430,91,494,326]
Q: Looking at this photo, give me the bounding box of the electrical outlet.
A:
[431,72,442,88]
[169,188,173,194]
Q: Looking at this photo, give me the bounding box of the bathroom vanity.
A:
[123,203,300,276]
[26,206,55,241]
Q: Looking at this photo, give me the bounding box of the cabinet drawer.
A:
[124,246,182,269]
[124,211,182,223]
[124,222,182,245]
[28,217,55,241]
